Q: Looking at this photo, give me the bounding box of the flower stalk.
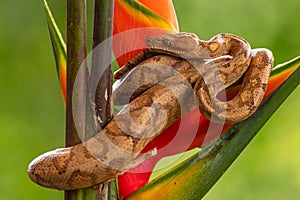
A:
[65,0,88,199]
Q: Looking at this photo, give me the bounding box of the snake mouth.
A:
[148,48,180,57]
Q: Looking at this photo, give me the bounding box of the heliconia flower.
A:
[112,1,300,197]
[42,0,300,199]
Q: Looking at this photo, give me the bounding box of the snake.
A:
[27,33,274,190]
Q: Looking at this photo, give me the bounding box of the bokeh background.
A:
[0,0,299,199]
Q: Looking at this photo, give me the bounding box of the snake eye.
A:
[162,39,171,47]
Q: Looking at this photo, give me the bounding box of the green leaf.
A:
[126,59,300,199]
[42,0,66,101]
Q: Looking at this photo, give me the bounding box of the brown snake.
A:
[28,33,274,190]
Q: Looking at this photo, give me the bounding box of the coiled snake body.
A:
[28,33,273,190]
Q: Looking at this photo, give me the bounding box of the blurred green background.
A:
[0,0,299,199]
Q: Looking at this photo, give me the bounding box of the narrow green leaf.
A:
[42,0,66,100]
[127,60,300,199]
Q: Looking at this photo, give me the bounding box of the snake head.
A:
[145,32,203,60]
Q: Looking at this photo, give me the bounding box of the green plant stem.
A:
[65,0,87,147]
[91,0,116,199]
[65,0,87,199]
[91,0,114,130]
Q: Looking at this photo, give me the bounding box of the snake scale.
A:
[28,33,274,190]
